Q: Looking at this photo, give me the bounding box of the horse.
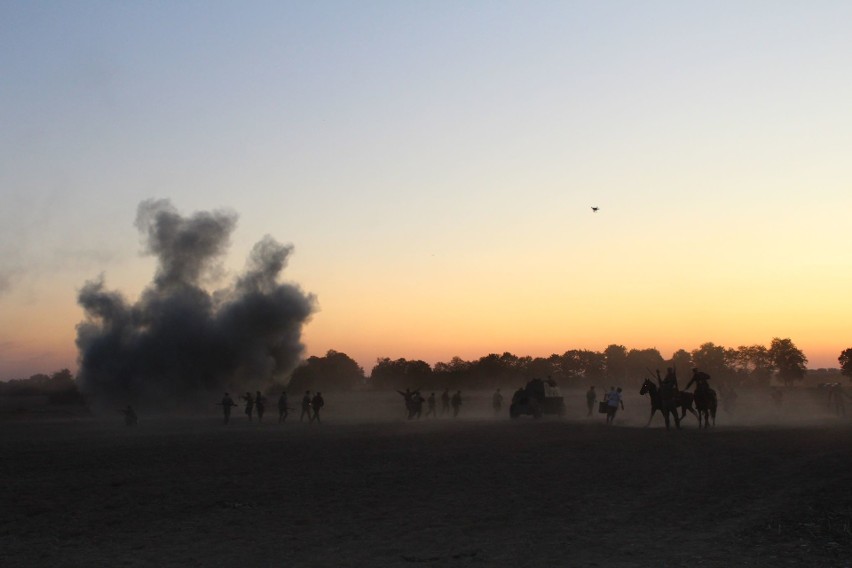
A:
[693,384,717,429]
[675,390,699,422]
[639,379,681,430]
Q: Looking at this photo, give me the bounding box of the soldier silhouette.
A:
[662,367,679,389]
[828,383,849,416]
[242,392,254,422]
[441,388,451,416]
[411,391,424,419]
[221,393,237,424]
[300,391,312,422]
[278,390,289,423]
[586,386,597,417]
[255,391,266,422]
[686,368,711,393]
[451,390,462,417]
[397,388,415,419]
[310,392,325,423]
[425,392,437,418]
[492,389,504,415]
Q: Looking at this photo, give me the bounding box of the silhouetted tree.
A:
[557,349,605,384]
[288,350,365,392]
[735,344,773,385]
[455,353,524,388]
[433,356,472,390]
[691,342,734,380]
[525,356,555,381]
[626,348,665,383]
[604,344,628,383]
[669,349,692,378]
[369,357,432,390]
[769,338,807,386]
[580,350,606,382]
[556,351,579,381]
[840,348,852,381]
[809,368,843,383]
[0,369,85,405]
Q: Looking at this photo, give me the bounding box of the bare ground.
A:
[2,390,851,567]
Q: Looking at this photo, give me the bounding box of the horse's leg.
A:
[647,407,657,427]
[673,408,681,429]
[663,410,670,431]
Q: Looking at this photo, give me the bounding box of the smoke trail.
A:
[75,199,316,408]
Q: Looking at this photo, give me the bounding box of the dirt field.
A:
[2,389,851,567]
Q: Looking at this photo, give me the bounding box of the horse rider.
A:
[686,368,711,394]
[662,367,678,389]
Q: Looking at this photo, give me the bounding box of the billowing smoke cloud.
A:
[75,199,316,408]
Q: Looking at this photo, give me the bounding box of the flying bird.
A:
[591,207,599,212]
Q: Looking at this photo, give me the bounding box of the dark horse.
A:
[639,379,680,430]
[640,379,700,429]
[693,383,717,429]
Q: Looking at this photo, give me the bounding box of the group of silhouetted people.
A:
[299,390,325,423]
[398,388,462,419]
[826,383,850,416]
[218,390,323,425]
[237,391,267,422]
[583,385,626,423]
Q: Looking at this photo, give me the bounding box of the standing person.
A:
[441,388,451,416]
[221,393,237,425]
[300,391,312,422]
[606,387,623,425]
[603,387,615,406]
[492,389,504,415]
[397,388,415,419]
[255,391,266,422]
[828,383,848,416]
[310,392,325,423]
[411,391,424,419]
[425,392,437,418]
[451,390,462,418]
[278,390,289,423]
[586,386,597,417]
[242,392,255,422]
[662,367,679,389]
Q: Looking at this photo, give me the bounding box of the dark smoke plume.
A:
[75,199,316,408]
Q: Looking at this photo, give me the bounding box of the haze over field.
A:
[2,2,852,380]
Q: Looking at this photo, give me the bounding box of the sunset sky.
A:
[2,1,851,380]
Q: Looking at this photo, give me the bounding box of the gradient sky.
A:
[2,1,851,380]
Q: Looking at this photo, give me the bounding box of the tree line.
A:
[3,339,852,398]
[0,369,85,404]
[289,338,852,392]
